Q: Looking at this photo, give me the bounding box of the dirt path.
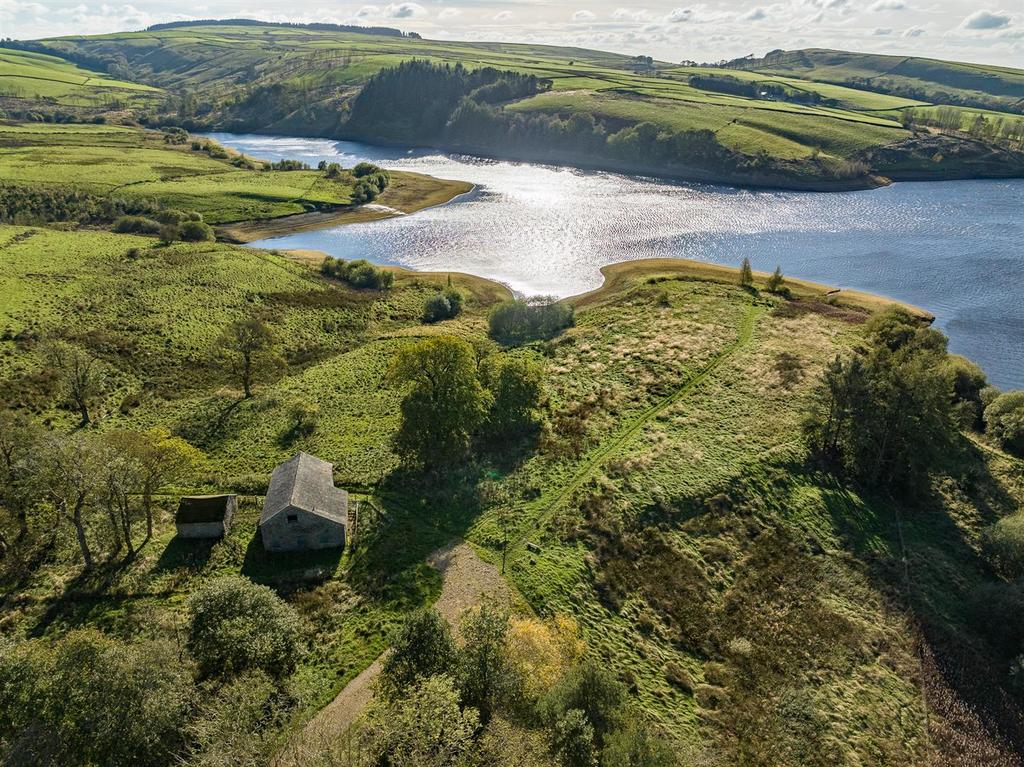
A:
[276,542,507,765]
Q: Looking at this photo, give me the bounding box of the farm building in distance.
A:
[260,452,347,552]
[175,495,237,538]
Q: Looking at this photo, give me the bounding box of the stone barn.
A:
[175,495,236,538]
[260,452,347,552]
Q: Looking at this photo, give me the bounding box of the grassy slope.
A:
[2,220,1021,760]
[13,28,1019,185]
[33,27,923,163]
[741,48,1024,111]
[0,47,160,107]
[0,122,467,225]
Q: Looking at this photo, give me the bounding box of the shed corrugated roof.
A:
[260,452,347,525]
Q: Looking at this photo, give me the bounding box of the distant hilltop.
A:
[143,18,420,38]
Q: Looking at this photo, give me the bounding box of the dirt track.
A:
[275,541,508,764]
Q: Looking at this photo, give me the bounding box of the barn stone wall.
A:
[261,505,345,552]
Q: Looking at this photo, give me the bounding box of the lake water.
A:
[206,132,1024,389]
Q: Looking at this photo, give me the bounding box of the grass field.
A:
[0,122,467,225]
[0,47,160,108]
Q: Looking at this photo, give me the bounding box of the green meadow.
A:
[0,47,160,107]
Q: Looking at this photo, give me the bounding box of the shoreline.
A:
[216,171,473,243]
[277,247,934,321]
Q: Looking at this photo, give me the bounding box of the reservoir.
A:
[206,132,1024,389]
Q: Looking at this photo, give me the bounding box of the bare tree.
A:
[39,433,109,569]
[46,342,108,425]
[216,318,282,398]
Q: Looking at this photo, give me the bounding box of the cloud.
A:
[612,8,651,22]
[572,9,595,22]
[384,2,425,19]
[901,25,924,37]
[960,9,1012,30]
[493,10,512,21]
[437,7,459,19]
[872,26,892,35]
[740,6,768,21]
[869,0,904,10]
[355,5,379,18]
[665,7,695,23]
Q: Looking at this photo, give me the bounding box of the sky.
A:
[2,0,1021,67]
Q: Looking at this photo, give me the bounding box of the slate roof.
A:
[176,495,234,524]
[260,452,347,525]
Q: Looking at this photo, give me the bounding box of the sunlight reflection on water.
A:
[205,133,1024,388]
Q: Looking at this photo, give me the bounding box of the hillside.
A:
[8,24,1023,189]
[1,196,1023,763]
[731,48,1024,114]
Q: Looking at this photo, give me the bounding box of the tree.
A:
[804,307,958,493]
[507,616,584,704]
[379,608,458,700]
[985,391,1024,455]
[552,709,596,767]
[541,661,626,748]
[106,428,203,541]
[601,720,678,767]
[488,300,574,346]
[216,318,282,398]
[357,674,478,767]
[0,629,193,767]
[982,513,1024,579]
[46,341,107,424]
[422,289,463,323]
[38,433,110,569]
[480,355,545,440]
[738,258,754,289]
[765,265,785,294]
[0,411,40,547]
[390,337,490,466]
[457,603,522,724]
[186,576,303,679]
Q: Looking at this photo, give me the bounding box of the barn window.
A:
[286,513,298,524]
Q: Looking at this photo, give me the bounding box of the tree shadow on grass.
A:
[173,394,246,452]
[153,535,218,574]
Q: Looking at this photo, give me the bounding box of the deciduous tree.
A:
[216,318,282,398]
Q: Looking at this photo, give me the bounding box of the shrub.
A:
[155,209,190,225]
[320,257,394,290]
[0,630,193,767]
[186,576,303,678]
[286,399,319,438]
[488,299,574,346]
[982,514,1024,579]
[179,220,215,242]
[113,215,161,234]
[158,224,180,244]
[541,660,626,747]
[985,391,1024,454]
[379,609,457,700]
[422,289,463,323]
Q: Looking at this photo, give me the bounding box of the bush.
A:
[379,609,457,700]
[320,257,394,290]
[541,660,626,747]
[155,208,190,225]
[113,215,161,234]
[982,514,1024,579]
[488,299,574,346]
[159,224,180,244]
[179,220,215,242]
[186,576,303,679]
[0,630,193,767]
[985,391,1024,454]
[422,289,463,323]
